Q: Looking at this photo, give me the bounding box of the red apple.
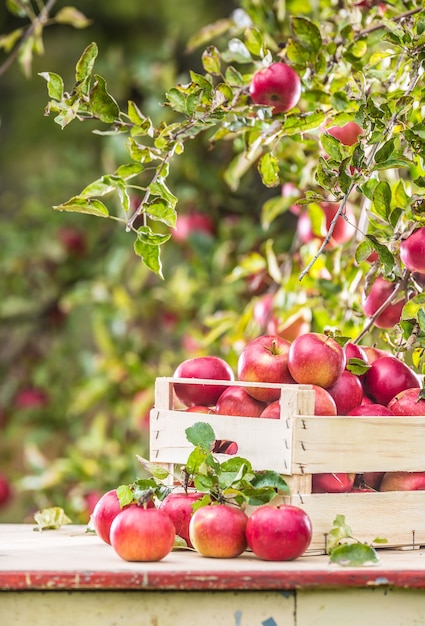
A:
[387,387,425,415]
[159,491,203,548]
[326,371,364,415]
[249,62,301,114]
[312,473,356,493]
[297,202,357,248]
[172,211,214,243]
[189,504,248,558]
[91,489,126,545]
[215,386,266,417]
[362,356,420,406]
[379,472,425,492]
[288,332,346,388]
[260,400,280,419]
[14,387,49,409]
[362,345,390,364]
[237,335,294,402]
[362,276,406,329]
[110,506,175,562]
[400,227,425,273]
[344,342,368,365]
[0,474,12,508]
[327,122,363,146]
[311,385,337,415]
[246,504,312,561]
[361,472,385,490]
[173,356,235,408]
[58,226,87,257]
[347,403,394,416]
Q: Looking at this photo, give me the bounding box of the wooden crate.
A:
[149,377,425,552]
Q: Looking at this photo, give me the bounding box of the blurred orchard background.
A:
[1,0,424,523]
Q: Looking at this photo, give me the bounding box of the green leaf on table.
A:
[33,507,72,531]
[329,543,380,567]
[326,514,354,552]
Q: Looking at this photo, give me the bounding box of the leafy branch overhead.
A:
[4,0,411,380]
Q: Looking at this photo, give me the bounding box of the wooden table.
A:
[1,524,425,625]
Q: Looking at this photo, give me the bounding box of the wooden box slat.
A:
[149,376,425,551]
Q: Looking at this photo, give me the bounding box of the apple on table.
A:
[189,504,248,558]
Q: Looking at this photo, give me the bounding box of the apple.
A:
[249,62,301,114]
[387,387,425,415]
[159,491,203,548]
[237,335,294,402]
[360,472,385,490]
[246,504,312,561]
[347,403,394,416]
[215,385,266,417]
[326,371,364,415]
[362,345,390,364]
[400,227,425,273]
[110,506,175,562]
[312,473,356,493]
[344,342,368,365]
[172,211,214,243]
[281,182,302,215]
[362,356,420,407]
[58,226,87,257]
[90,489,126,544]
[297,202,357,248]
[0,474,12,508]
[14,387,49,409]
[212,439,239,455]
[189,504,248,558]
[379,471,425,492]
[276,310,311,342]
[362,276,406,329]
[173,356,234,408]
[327,122,363,146]
[252,294,275,329]
[288,332,346,388]
[260,400,280,419]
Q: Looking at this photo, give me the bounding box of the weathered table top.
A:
[1,523,425,591]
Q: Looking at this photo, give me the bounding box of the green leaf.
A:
[244,27,265,57]
[185,422,216,452]
[286,38,311,65]
[75,41,98,86]
[365,235,395,272]
[346,358,370,376]
[90,74,120,123]
[150,179,178,209]
[116,484,135,508]
[222,38,252,63]
[283,110,326,135]
[136,455,171,481]
[54,196,109,217]
[321,133,343,161]
[251,470,290,493]
[133,238,164,278]
[55,7,91,28]
[374,139,395,164]
[185,446,209,476]
[373,181,392,219]
[38,71,64,100]
[326,514,354,552]
[258,152,280,187]
[202,46,221,75]
[329,543,380,567]
[402,293,425,320]
[291,16,322,53]
[146,199,177,229]
[33,507,72,531]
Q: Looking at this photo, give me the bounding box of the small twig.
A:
[0,0,57,78]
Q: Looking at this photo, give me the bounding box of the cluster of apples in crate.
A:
[173,331,425,494]
[91,486,312,563]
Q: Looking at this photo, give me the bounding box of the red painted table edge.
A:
[1,568,425,591]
